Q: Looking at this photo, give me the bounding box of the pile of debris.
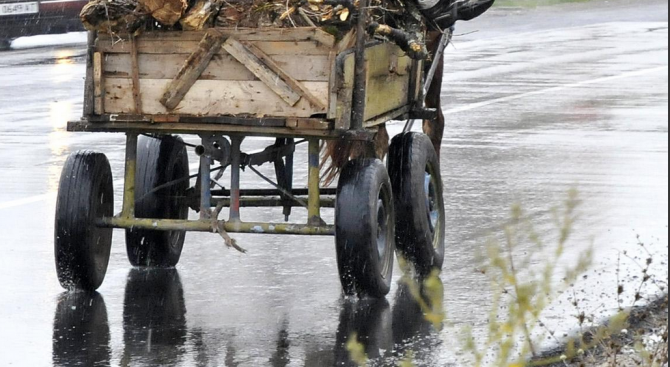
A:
[82,0,431,57]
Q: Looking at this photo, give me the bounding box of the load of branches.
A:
[80,0,429,59]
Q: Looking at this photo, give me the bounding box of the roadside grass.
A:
[346,190,669,367]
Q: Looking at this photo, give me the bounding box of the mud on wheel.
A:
[388,132,446,276]
[55,151,114,291]
[336,158,396,298]
[126,135,190,267]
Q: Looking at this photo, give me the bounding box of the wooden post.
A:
[350,0,369,131]
[93,52,105,115]
[130,35,143,114]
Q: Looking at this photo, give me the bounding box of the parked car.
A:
[0,0,87,50]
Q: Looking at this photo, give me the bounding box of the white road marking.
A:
[0,194,54,210]
[442,66,669,115]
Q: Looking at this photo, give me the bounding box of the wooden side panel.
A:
[363,43,412,121]
[98,39,331,56]
[103,54,331,82]
[335,43,413,127]
[104,78,329,118]
[97,28,336,46]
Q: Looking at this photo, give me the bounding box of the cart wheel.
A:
[388,133,446,276]
[336,158,395,298]
[55,151,114,291]
[126,135,190,267]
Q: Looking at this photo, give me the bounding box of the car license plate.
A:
[0,2,39,16]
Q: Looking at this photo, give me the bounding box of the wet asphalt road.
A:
[0,1,668,366]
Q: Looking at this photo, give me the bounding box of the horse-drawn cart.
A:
[56,17,450,298]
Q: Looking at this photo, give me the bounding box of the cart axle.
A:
[98,217,335,236]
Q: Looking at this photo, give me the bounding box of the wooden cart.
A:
[55,20,451,298]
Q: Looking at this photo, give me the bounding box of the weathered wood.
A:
[327,50,338,119]
[84,31,96,117]
[223,38,301,107]
[97,38,331,56]
[93,52,104,114]
[242,41,328,110]
[336,42,413,125]
[97,28,336,44]
[105,78,329,117]
[68,119,341,139]
[103,53,331,82]
[363,44,411,121]
[130,36,143,114]
[160,29,226,110]
[286,119,332,130]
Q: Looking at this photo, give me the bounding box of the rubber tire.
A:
[55,151,114,291]
[336,158,395,298]
[388,133,446,276]
[126,135,189,267]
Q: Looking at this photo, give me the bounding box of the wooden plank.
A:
[327,51,338,119]
[335,51,355,130]
[130,36,142,114]
[104,78,329,118]
[312,29,336,48]
[103,54,331,82]
[223,38,301,107]
[97,28,336,44]
[161,29,226,110]
[83,31,97,117]
[242,41,327,110]
[364,73,410,121]
[97,39,331,56]
[93,52,104,115]
[69,119,340,139]
[286,118,332,130]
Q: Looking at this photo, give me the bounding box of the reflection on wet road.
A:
[0,2,668,366]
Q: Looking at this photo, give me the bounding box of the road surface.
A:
[0,0,667,365]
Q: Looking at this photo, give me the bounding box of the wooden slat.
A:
[97,39,331,56]
[97,28,336,44]
[364,74,410,121]
[243,41,327,110]
[69,119,341,139]
[104,78,329,118]
[161,29,226,110]
[223,38,301,107]
[130,36,142,114]
[103,54,331,82]
[83,31,97,117]
[93,52,104,115]
[335,42,413,125]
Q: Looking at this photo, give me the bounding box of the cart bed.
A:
[83,28,422,135]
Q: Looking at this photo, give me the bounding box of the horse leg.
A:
[423,31,446,158]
